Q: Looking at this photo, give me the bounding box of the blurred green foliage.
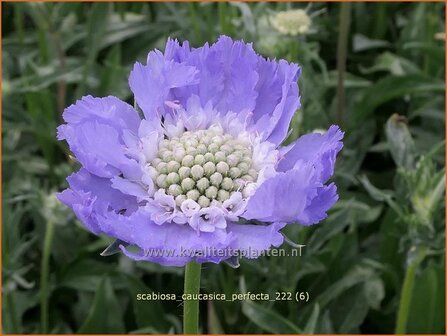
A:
[2,2,445,334]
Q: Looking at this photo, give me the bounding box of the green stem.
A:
[40,220,55,333]
[189,3,202,44]
[7,291,20,333]
[218,2,229,35]
[183,261,202,334]
[335,2,351,127]
[395,246,427,334]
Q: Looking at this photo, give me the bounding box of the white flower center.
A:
[148,125,259,209]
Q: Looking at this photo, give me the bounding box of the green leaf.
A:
[406,264,445,333]
[354,74,445,122]
[77,277,124,333]
[241,299,302,334]
[122,274,170,332]
[363,277,385,309]
[303,304,320,334]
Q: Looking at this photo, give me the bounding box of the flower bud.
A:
[156,174,167,188]
[186,189,200,201]
[196,178,210,192]
[166,172,180,185]
[191,165,204,180]
[221,177,234,191]
[175,194,187,207]
[210,172,223,186]
[229,167,241,179]
[205,186,218,199]
[181,177,195,191]
[214,151,226,162]
[216,161,230,175]
[198,195,210,208]
[178,166,191,179]
[217,189,230,202]
[182,155,194,167]
[203,161,216,176]
[226,154,239,167]
[168,184,182,196]
[162,150,174,162]
[167,160,180,173]
[194,154,205,165]
[196,144,207,155]
[204,153,214,162]
[156,162,168,174]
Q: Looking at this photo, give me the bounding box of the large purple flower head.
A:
[57,36,343,267]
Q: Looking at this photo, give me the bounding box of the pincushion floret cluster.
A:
[57,36,343,266]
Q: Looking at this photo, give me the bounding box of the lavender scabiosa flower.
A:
[57,36,343,267]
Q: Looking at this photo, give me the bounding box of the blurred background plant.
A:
[2,2,445,334]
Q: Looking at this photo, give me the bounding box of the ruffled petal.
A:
[243,163,319,223]
[98,208,233,267]
[253,59,301,145]
[296,183,338,225]
[227,222,286,258]
[57,169,138,233]
[61,95,140,135]
[58,96,142,179]
[128,49,199,120]
[277,125,344,182]
[58,121,141,179]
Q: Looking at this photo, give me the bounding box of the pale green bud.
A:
[201,136,211,146]
[162,150,174,162]
[203,161,216,176]
[186,147,197,156]
[196,178,210,192]
[156,162,168,174]
[194,154,205,165]
[156,174,167,188]
[238,162,250,174]
[226,154,239,167]
[182,155,194,167]
[181,177,195,191]
[217,189,230,202]
[220,144,233,154]
[248,168,258,180]
[186,189,200,201]
[241,174,254,182]
[208,143,219,153]
[166,172,180,185]
[196,144,207,155]
[214,151,226,162]
[168,184,182,196]
[205,186,218,199]
[167,160,180,173]
[178,166,191,179]
[198,195,211,208]
[204,153,214,162]
[191,165,204,180]
[229,167,241,179]
[216,161,230,175]
[210,172,223,186]
[152,158,162,167]
[221,177,234,191]
[175,195,187,207]
[173,148,186,162]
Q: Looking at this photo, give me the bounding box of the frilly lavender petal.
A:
[57,36,343,266]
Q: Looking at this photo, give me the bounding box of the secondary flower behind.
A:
[57,36,343,266]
